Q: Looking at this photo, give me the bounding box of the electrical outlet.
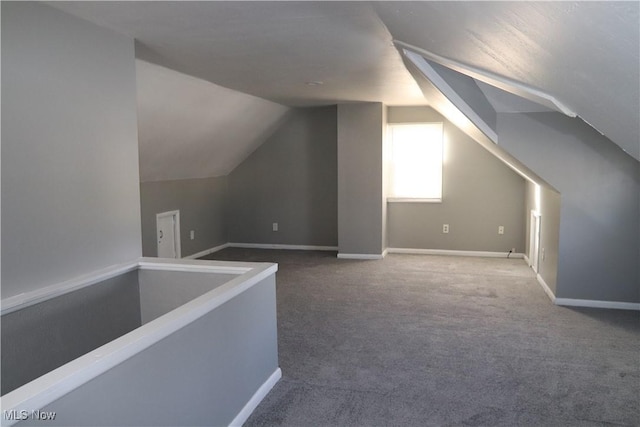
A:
[512,247,516,253]
[498,226,505,235]
[272,222,278,232]
[190,230,195,240]
[442,224,449,234]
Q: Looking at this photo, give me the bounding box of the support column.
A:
[337,103,386,258]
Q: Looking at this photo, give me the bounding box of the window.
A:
[388,123,444,202]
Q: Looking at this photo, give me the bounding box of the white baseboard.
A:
[535,273,640,310]
[229,243,338,251]
[523,254,530,265]
[555,298,640,311]
[229,367,282,427]
[536,273,556,303]
[183,243,230,260]
[337,253,386,260]
[185,243,337,259]
[387,248,525,259]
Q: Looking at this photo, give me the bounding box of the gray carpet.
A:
[204,248,640,426]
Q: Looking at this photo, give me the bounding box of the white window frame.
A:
[387,122,444,203]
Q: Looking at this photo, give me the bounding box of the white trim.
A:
[403,49,499,143]
[555,298,640,311]
[1,262,278,425]
[337,253,385,260]
[534,273,639,311]
[0,257,276,315]
[529,210,541,272]
[387,198,442,203]
[395,40,576,118]
[138,261,248,276]
[229,368,282,427]
[183,243,230,260]
[536,273,556,303]
[0,261,139,315]
[523,255,530,265]
[137,257,278,276]
[387,248,525,259]
[229,242,338,251]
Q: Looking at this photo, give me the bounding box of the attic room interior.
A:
[1,1,638,426]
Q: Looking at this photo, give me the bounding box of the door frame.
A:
[156,210,181,258]
[529,210,541,273]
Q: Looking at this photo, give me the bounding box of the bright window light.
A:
[388,123,443,201]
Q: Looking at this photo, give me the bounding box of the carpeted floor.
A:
[204,248,640,426]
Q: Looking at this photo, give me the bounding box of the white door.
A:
[157,210,181,258]
[529,211,541,273]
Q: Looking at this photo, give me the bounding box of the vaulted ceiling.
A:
[136,60,290,182]
[52,1,425,107]
[52,1,640,166]
[374,1,639,160]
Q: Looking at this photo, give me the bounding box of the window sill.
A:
[387,198,442,203]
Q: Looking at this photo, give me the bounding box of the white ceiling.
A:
[52,1,425,107]
[52,1,639,162]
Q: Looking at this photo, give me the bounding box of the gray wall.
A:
[498,112,640,303]
[337,103,385,255]
[138,269,236,324]
[1,2,142,298]
[24,275,278,427]
[382,106,390,251]
[228,107,338,247]
[140,177,228,257]
[428,61,497,136]
[1,272,141,395]
[524,182,561,294]
[387,107,526,253]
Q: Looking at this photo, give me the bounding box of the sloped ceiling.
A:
[136,60,289,182]
[51,1,425,107]
[52,1,639,162]
[374,1,640,160]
